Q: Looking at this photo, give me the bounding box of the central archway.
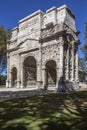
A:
[46,60,56,88]
[23,56,36,87]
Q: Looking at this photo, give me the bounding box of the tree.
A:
[0,75,7,85]
[78,57,87,82]
[78,23,87,82]
[0,25,11,74]
[81,22,87,61]
[78,57,87,72]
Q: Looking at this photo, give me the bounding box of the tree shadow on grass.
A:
[3,124,27,130]
[0,91,87,130]
[39,120,71,130]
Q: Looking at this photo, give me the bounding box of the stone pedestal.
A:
[6,80,9,88]
[42,68,46,89]
[17,81,21,88]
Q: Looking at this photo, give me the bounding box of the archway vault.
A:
[46,60,57,88]
[23,56,37,87]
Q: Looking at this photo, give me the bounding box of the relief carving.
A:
[20,17,39,31]
[41,24,64,41]
[64,24,78,42]
[42,44,60,67]
[41,24,59,39]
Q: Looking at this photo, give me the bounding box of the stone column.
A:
[6,54,10,88]
[9,71,12,88]
[36,46,42,88]
[20,64,25,88]
[6,54,12,88]
[56,37,64,90]
[56,67,59,90]
[75,47,79,81]
[42,68,46,89]
[37,64,42,88]
[59,41,64,79]
[71,42,75,81]
[17,54,21,88]
[66,46,69,80]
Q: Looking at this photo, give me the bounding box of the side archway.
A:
[23,56,37,87]
[46,60,57,88]
[11,67,17,87]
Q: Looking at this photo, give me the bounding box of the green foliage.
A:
[79,22,87,81]
[79,57,87,72]
[0,74,7,80]
[0,25,11,74]
[79,71,86,82]
[81,22,87,61]
[0,75,7,85]
[78,57,87,81]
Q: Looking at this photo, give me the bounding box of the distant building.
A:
[6,5,80,91]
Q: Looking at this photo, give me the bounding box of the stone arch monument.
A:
[6,5,80,91]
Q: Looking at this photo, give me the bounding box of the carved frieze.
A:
[42,44,60,67]
[63,24,78,42]
[20,17,39,31]
[41,24,63,40]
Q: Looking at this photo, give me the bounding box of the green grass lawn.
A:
[0,91,87,130]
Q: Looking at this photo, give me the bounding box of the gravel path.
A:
[0,88,56,100]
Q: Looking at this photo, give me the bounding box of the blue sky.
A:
[0,0,86,57]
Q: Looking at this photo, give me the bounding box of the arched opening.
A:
[46,60,56,88]
[23,56,36,87]
[11,67,17,87]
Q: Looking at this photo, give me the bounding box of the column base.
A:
[17,81,21,88]
[20,85,25,89]
[37,81,42,89]
[6,80,12,88]
[70,78,75,82]
[75,79,79,82]
[6,80,9,88]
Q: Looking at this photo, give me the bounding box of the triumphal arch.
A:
[6,5,80,91]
